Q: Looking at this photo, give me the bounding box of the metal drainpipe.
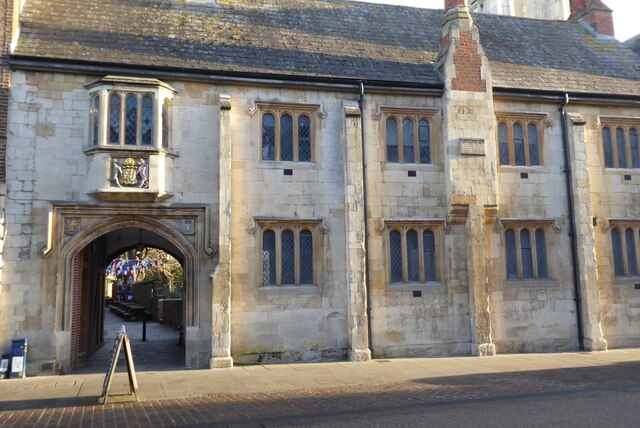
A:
[358,81,374,357]
[559,93,585,351]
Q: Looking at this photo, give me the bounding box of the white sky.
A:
[353,0,639,42]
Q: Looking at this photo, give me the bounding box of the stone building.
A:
[0,0,639,374]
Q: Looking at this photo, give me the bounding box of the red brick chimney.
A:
[570,0,614,37]
[445,0,466,9]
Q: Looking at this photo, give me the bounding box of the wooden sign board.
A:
[100,325,139,404]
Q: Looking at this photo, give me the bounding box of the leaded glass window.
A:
[406,230,419,282]
[602,124,640,169]
[262,113,276,161]
[87,83,173,149]
[261,111,314,162]
[385,115,432,165]
[259,224,319,286]
[108,94,121,145]
[513,123,525,166]
[497,116,544,166]
[281,230,295,284]
[609,225,640,278]
[603,127,614,168]
[262,230,276,286]
[528,123,539,166]
[125,94,138,145]
[403,118,415,164]
[298,115,311,162]
[626,228,638,276]
[300,230,314,284]
[418,120,431,164]
[389,230,403,283]
[498,122,509,165]
[423,230,437,281]
[280,114,294,162]
[388,225,440,284]
[505,225,550,281]
[141,95,153,146]
[386,118,399,163]
[505,229,518,280]
[631,128,639,169]
[612,228,624,277]
[162,100,170,149]
[90,95,100,146]
[617,127,627,169]
[535,229,548,279]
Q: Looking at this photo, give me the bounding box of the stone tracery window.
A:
[496,113,544,166]
[610,223,640,277]
[386,221,442,284]
[602,122,640,169]
[385,115,432,164]
[261,110,314,162]
[260,221,320,286]
[504,224,550,280]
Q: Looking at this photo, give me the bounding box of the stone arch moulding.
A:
[50,204,213,336]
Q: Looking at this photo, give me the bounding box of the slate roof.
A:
[12,0,640,97]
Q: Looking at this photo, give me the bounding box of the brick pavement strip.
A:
[2,363,640,427]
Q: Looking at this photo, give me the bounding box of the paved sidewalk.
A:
[0,348,639,426]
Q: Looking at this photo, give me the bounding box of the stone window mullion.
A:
[530,227,539,278]
[413,118,420,164]
[275,111,282,161]
[119,92,126,146]
[515,227,523,279]
[293,114,299,162]
[507,121,515,166]
[294,228,301,286]
[624,126,633,169]
[401,229,408,283]
[611,129,620,168]
[621,227,630,276]
[397,116,404,164]
[136,93,142,146]
[417,228,426,282]
[523,122,531,166]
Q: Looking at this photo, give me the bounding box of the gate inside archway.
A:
[69,227,187,371]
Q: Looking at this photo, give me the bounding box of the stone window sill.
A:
[257,285,321,295]
[388,282,445,293]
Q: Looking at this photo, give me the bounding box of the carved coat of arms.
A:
[112,157,149,188]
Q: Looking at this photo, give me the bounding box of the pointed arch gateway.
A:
[48,205,216,373]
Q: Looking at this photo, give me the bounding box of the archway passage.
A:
[70,227,187,373]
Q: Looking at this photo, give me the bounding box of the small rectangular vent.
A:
[625,175,632,181]
[520,172,529,179]
[412,290,422,298]
[284,169,293,176]
[408,171,417,177]
[635,284,640,290]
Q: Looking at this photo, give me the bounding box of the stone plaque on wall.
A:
[460,138,485,156]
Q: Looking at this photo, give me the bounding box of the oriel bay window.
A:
[496,113,546,166]
[86,76,176,150]
[601,121,640,169]
[386,221,443,284]
[260,221,321,286]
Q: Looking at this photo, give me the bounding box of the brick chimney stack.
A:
[569,0,614,37]
[445,0,467,9]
